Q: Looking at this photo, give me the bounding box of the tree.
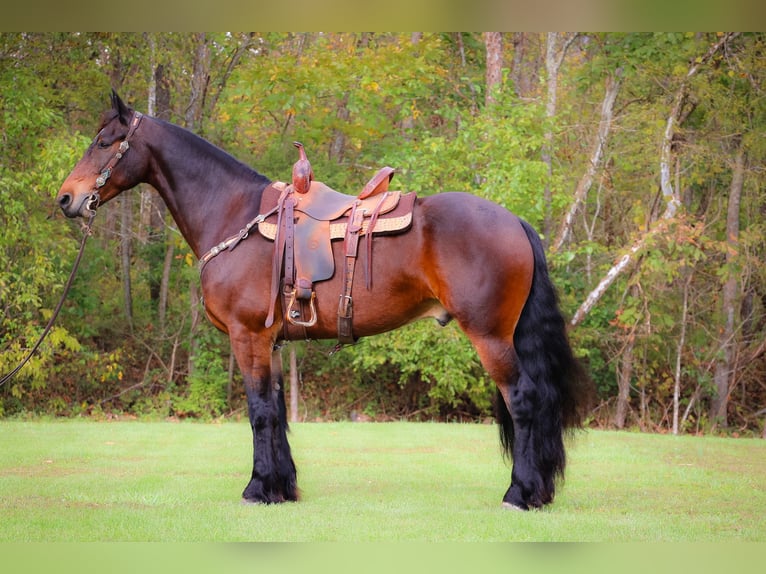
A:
[483,32,503,107]
[541,32,577,241]
[570,33,739,327]
[710,139,746,426]
[554,68,621,251]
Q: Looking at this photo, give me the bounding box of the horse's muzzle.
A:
[57,192,99,218]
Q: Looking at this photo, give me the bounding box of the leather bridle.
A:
[84,110,143,216]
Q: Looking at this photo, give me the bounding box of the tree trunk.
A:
[153,61,171,325]
[673,269,693,434]
[188,279,201,377]
[138,33,156,246]
[185,33,211,378]
[185,32,210,133]
[554,69,621,251]
[455,33,479,114]
[329,92,350,163]
[541,33,576,243]
[711,142,746,427]
[483,32,503,107]
[510,33,535,98]
[158,241,174,333]
[227,351,235,410]
[615,329,635,429]
[119,194,133,332]
[140,46,169,308]
[615,284,638,428]
[289,344,299,423]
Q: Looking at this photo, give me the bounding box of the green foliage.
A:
[0,61,91,401]
[217,33,466,189]
[347,320,493,417]
[172,325,229,419]
[2,33,765,434]
[389,90,550,220]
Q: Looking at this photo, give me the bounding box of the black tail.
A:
[496,219,591,489]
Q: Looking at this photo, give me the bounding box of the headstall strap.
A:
[95,111,143,191]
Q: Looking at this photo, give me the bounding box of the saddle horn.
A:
[291,141,313,194]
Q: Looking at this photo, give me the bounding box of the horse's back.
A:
[417,192,534,279]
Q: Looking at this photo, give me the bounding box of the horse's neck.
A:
[146,120,267,258]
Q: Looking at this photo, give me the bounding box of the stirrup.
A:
[285,288,317,328]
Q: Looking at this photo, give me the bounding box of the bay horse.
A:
[56,92,590,510]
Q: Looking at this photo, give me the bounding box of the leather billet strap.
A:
[265,185,293,328]
[336,191,393,343]
[337,202,366,344]
[364,191,392,289]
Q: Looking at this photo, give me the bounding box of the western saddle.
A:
[257,142,416,344]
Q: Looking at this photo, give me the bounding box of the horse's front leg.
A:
[231,329,298,504]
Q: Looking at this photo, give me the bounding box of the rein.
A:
[0,111,143,387]
[0,213,96,387]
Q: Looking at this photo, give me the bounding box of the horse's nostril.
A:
[58,194,72,208]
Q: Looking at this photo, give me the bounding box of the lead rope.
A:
[0,212,96,387]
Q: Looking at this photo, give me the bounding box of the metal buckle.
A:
[338,294,353,318]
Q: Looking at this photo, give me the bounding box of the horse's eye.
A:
[97,140,110,149]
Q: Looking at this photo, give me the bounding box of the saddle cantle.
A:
[258,145,416,344]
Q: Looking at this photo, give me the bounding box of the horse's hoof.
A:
[502,501,528,512]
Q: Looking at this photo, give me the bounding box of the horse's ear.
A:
[110,89,132,125]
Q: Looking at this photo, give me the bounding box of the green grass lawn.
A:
[0,420,764,542]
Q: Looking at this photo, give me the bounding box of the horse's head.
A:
[57,91,146,218]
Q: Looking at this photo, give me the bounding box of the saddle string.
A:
[0,212,96,387]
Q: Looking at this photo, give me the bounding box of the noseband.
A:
[87,111,143,215]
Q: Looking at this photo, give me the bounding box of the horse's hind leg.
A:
[420,196,580,510]
[499,366,555,510]
[230,327,298,504]
[470,337,552,510]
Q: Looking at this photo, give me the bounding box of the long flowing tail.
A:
[496,218,591,493]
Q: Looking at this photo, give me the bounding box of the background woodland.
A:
[1,32,764,436]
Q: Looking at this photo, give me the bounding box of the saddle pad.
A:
[257,191,416,241]
[259,181,402,221]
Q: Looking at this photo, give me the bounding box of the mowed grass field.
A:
[0,420,764,542]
